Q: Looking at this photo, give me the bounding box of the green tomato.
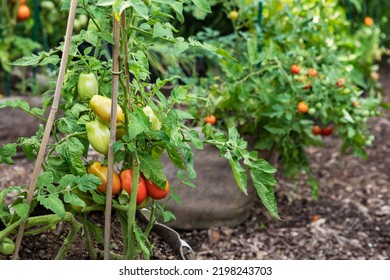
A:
[86,118,110,155]
[41,1,55,10]
[77,73,99,101]
[308,108,316,115]
[142,106,161,131]
[143,0,152,6]
[315,102,322,109]
[0,238,15,255]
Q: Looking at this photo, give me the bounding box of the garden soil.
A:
[1,65,389,260]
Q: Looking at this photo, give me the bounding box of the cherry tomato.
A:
[290,64,301,75]
[205,114,217,125]
[336,78,346,88]
[312,125,322,135]
[321,125,333,136]
[307,68,318,78]
[302,81,312,90]
[120,169,147,205]
[228,10,239,21]
[87,162,122,196]
[353,101,360,107]
[364,16,374,27]
[17,4,30,21]
[144,177,170,200]
[0,237,15,255]
[297,101,309,113]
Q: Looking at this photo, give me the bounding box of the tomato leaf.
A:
[227,158,248,195]
[13,203,30,221]
[249,169,279,219]
[133,224,151,259]
[0,143,17,164]
[64,193,86,207]
[191,0,211,13]
[37,193,66,219]
[138,152,166,188]
[76,174,102,192]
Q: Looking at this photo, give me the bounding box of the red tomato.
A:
[290,64,301,75]
[144,177,170,200]
[312,125,322,135]
[321,125,333,136]
[120,169,147,205]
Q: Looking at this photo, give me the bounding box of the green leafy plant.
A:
[0,0,278,260]
[164,0,383,196]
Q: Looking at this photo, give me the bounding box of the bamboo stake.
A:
[103,12,121,260]
[11,0,78,260]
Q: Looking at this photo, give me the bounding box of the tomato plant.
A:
[0,0,279,260]
[170,0,383,195]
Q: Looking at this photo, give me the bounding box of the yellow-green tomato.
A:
[90,95,125,124]
[77,73,99,101]
[86,118,110,155]
[0,238,15,255]
[142,106,161,131]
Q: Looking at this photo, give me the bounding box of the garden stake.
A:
[11,0,78,260]
[103,11,121,260]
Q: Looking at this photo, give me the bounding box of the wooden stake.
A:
[103,12,121,260]
[11,0,78,260]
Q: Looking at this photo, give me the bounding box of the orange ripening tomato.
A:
[297,101,309,113]
[364,16,374,27]
[144,177,170,200]
[87,162,122,196]
[290,64,301,75]
[17,4,30,21]
[336,78,346,88]
[312,125,322,135]
[306,68,318,78]
[205,114,216,125]
[120,169,147,205]
[353,101,360,107]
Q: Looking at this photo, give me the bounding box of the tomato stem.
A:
[125,152,140,259]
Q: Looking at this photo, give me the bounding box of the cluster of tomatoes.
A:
[75,73,169,209]
[12,0,31,21]
[77,73,161,155]
[87,162,170,208]
[291,65,342,137]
